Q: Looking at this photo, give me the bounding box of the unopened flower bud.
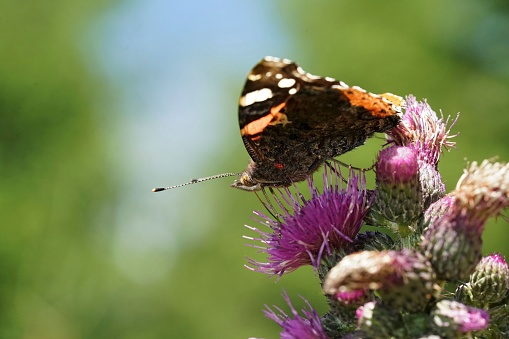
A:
[469,253,509,306]
[368,146,422,234]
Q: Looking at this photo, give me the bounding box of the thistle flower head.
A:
[245,165,370,276]
[323,250,440,312]
[451,160,509,221]
[387,95,458,165]
[422,160,509,281]
[262,291,328,339]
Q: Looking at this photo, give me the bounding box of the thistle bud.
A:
[367,146,422,235]
[469,253,509,306]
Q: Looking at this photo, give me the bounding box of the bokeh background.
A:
[2,1,509,338]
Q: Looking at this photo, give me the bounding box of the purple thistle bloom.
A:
[386,96,456,208]
[261,291,328,339]
[387,95,458,166]
[245,165,370,276]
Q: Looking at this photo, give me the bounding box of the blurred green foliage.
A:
[1,1,508,338]
[0,1,123,337]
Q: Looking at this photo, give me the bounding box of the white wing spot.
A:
[264,56,280,62]
[332,83,349,90]
[325,77,336,82]
[278,78,296,88]
[239,88,273,107]
[266,71,272,77]
[248,73,262,81]
[288,88,298,95]
[275,73,283,79]
[306,72,321,80]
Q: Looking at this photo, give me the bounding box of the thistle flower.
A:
[245,165,370,277]
[387,95,458,166]
[383,96,457,211]
[451,160,509,221]
[367,95,458,234]
[421,160,509,281]
[243,92,509,337]
[323,250,440,312]
[261,292,328,339]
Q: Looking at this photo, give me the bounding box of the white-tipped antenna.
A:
[152,172,239,192]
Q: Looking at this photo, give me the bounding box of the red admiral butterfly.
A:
[153,56,403,192]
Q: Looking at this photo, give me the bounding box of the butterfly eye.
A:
[241,172,254,186]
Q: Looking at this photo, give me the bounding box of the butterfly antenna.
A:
[152,173,239,192]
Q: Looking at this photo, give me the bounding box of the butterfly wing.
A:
[237,57,402,185]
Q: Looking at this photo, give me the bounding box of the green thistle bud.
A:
[367,146,422,236]
[469,254,509,306]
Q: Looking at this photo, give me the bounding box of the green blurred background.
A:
[2,1,508,338]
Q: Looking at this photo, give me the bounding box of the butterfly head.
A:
[230,161,262,191]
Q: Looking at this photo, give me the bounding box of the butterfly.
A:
[153,56,403,193]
